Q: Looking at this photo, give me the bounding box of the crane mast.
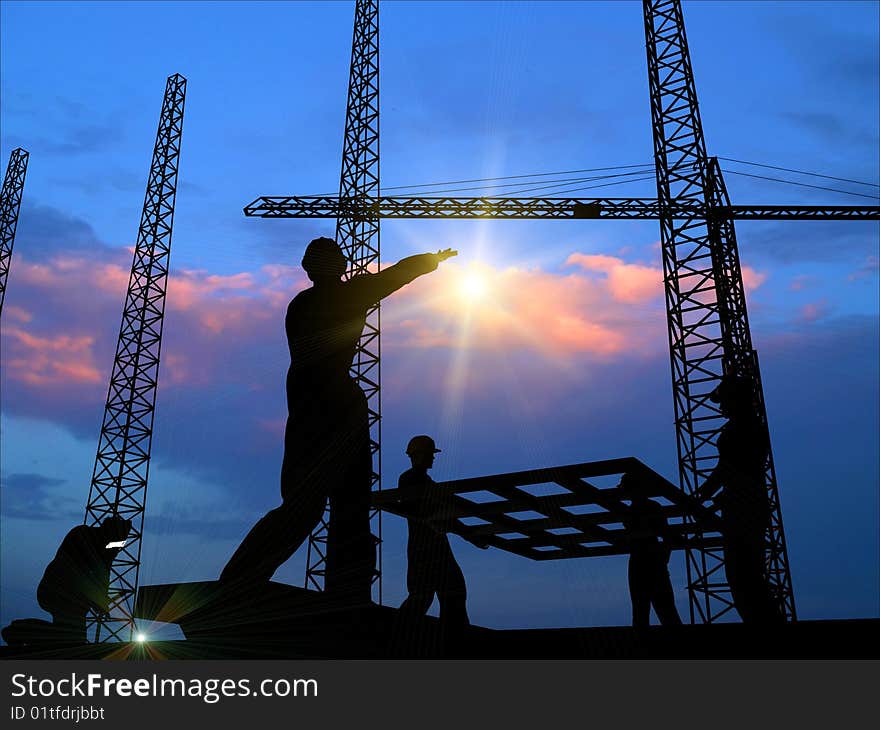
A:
[0,147,30,318]
[84,74,186,641]
[304,0,383,600]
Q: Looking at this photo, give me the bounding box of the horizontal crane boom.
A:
[244,195,879,221]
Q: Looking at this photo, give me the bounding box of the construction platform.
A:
[0,580,877,659]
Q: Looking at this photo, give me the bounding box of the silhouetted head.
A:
[619,472,648,500]
[99,515,132,544]
[709,374,756,418]
[302,237,347,283]
[406,434,441,470]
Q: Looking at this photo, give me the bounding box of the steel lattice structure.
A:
[0,148,29,318]
[703,157,796,620]
[304,0,383,600]
[243,0,879,621]
[84,74,186,642]
[642,0,794,622]
[245,195,878,221]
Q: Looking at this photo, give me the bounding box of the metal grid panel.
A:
[84,74,186,642]
[374,458,721,561]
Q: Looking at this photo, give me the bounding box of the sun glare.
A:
[458,271,489,302]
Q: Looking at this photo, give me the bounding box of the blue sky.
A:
[1,1,878,638]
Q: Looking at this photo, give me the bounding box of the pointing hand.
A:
[436,248,458,262]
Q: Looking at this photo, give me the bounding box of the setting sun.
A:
[458,271,490,302]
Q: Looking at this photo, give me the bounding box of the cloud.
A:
[1,221,674,495]
[798,299,832,324]
[564,253,661,303]
[3,305,32,323]
[4,249,307,394]
[1,202,870,514]
[790,274,817,291]
[2,123,124,158]
[733,221,879,265]
[1,208,304,490]
[849,255,879,281]
[147,508,255,542]
[2,326,102,386]
[779,110,848,139]
[0,473,81,521]
[741,265,767,291]
[1,93,125,159]
[382,258,665,359]
[15,202,114,256]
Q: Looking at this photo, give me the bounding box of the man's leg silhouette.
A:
[629,557,652,628]
[436,550,468,627]
[323,390,375,604]
[650,566,682,626]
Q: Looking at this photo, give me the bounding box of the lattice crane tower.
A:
[304,0,383,599]
[84,74,186,642]
[0,147,30,318]
[643,0,795,622]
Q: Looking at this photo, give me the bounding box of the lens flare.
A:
[458,271,489,302]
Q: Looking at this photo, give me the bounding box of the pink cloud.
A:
[798,299,831,324]
[3,325,102,386]
[256,418,286,439]
[565,253,662,303]
[7,242,770,413]
[2,243,768,407]
[741,265,767,291]
[166,265,303,332]
[383,260,665,360]
[3,251,305,402]
[4,305,32,323]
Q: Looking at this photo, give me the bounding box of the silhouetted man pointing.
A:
[222,237,456,603]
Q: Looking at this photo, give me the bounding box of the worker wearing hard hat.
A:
[695,373,782,624]
[619,472,682,628]
[396,435,483,632]
[37,516,132,643]
[1,515,131,646]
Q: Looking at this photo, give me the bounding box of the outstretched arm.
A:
[346,249,457,307]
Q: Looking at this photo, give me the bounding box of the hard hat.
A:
[100,515,132,540]
[406,435,441,456]
[301,237,346,279]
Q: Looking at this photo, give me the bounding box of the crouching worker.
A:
[2,516,132,647]
[620,472,682,629]
[396,435,486,638]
